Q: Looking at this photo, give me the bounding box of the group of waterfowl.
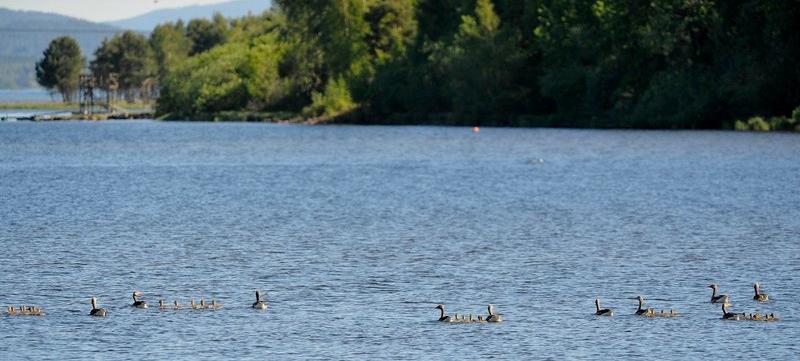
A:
[5,284,782,323]
[594,283,779,322]
[8,290,269,318]
[6,305,45,317]
[434,304,503,323]
[593,295,679,318]
[712,283,779,322]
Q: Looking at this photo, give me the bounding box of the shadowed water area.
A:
[1,121,798,359]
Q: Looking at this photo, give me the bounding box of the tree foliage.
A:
[144,0,800,127]
[150,21,192,78]
[186,13,229,55]
[35,36,84,102]
[90,31,155,100]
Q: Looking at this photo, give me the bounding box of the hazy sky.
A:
[0,0,228,22]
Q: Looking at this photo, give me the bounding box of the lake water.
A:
[0,89,54,103]
[1,121,798,360]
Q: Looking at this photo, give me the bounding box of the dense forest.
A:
[45,1,800,129]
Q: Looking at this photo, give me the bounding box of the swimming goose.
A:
[595,299,613,316]
[434,304,451,322]
[477,315,485,322]
[89,297,107,317]
[209,298,222,310]
[708,284,729,304]
[173,300,182,310]
[6,305,16,316]
[158,300,167,310]
[252,290,268,310]
[486,304,503,322]
[28,306,44,316]
[634,296,649,316]
[753,283,769,302]
[199,298,207,310]
[721,303,739,320]
[131,291,148,308]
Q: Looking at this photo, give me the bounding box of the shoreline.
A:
[3,103,799,132]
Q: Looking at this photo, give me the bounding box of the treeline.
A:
[38,1,800,129]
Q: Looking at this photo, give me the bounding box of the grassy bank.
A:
[158,110,300,122]
[0,101,153,112]
[0,102,79,110]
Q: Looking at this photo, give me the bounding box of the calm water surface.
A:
[1,121,798,360]
[0,89,54,103]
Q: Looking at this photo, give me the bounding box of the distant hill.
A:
[0,8,121,89]
[108,0,272,31]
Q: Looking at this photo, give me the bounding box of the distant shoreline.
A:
[2,102,799,132]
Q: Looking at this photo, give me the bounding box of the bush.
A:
[303,77,357,117]
[157,43,249,117]
[747,116,770,131]
[734,119,749,131]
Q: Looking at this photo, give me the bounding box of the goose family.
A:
[6,305,44,316]
[89,297,107,317]
[595,298,613,316]
[434,304,500,323]
[4,283,781,323]
[634,296,679,317]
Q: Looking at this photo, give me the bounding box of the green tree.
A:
[35,36,84,102]
[276,0,373,115]
[364,0,417,63]
[186,13,229,55]
[90,31,155,101]
[150,21,192,78]
[439,0,530,123]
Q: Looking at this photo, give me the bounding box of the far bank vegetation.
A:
[34,1,800,130]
